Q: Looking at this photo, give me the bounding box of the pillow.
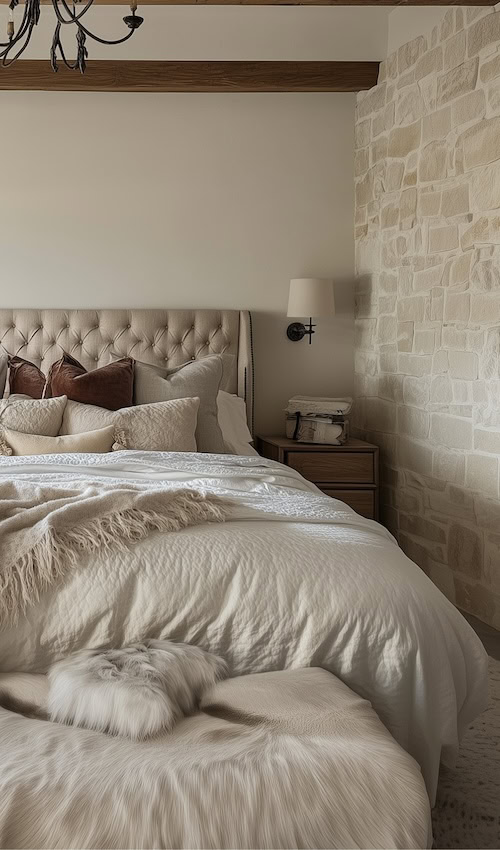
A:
[0,426,115,456]
[217,392,257,457]
[131,356,225,454]
[45,353,134,411]
[218,353,237,393]
[7,356,46,399]
[60,397,199,453]
[0,395,67,436]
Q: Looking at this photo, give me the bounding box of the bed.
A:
[0,308,488,813]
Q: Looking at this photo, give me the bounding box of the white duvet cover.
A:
[0,450,488,805]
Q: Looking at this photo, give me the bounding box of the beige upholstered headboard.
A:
[0,309,254,432]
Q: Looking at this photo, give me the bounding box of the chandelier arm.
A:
[75,27,88,71]
[59,56,80,69]
[54,42,81,70]
[0,10,36,63]
[0,0,31,50]
[51,18,88,71]
[1,22,36,64]
[15,0,40,28]
[71,19,136,46]
[51,0,98,26]
[51,21,72,70]
[1,0,142,71]
[52,0,137,46]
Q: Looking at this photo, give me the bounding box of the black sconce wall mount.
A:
[286,318,316,344]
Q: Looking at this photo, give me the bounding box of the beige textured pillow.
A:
[0,426,115,456]
[60,397,199,453]
[130,356,225,454]
[0,395,67,436]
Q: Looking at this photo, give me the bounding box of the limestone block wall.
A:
[354,6,500,628]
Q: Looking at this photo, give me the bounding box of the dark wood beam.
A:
[0,60,379,91]
[0,0,496,4]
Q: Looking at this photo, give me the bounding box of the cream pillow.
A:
[0,426,115,456]
[130,356,225,454]
[60,397,199,453]
[0,395,67,436]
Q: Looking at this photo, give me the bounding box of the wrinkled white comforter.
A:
[0,450,488,804]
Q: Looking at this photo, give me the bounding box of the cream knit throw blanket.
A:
[0,481,228,626]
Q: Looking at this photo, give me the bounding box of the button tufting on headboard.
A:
[0,308,254,431]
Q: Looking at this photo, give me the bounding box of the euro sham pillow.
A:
[0,426,116,456]
[45,353,134,411]
[60,397,199,453]
[0,395,67,437]
[7,356,46,399]
[130,355,225,454]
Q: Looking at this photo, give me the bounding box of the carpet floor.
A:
[432,656,500,849]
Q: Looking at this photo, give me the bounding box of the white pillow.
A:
[0,395,67,437]
[217,392,258,457]
[0,426,115,456]
[60,397,199,453]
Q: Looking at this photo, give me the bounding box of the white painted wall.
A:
[17,6,390,61]
[0,7,396,433]
[0,91,355,434]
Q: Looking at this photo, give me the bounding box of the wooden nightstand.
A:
[256,436,379,521]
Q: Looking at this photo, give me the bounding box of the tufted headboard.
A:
[0,309,254,432]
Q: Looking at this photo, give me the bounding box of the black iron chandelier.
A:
[1,0,144,73]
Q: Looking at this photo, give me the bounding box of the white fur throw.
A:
[48,641,228,739]
[0,668,432,849]
[0,481,228,626]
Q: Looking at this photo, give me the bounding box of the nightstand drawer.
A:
[321,488,375,519]
[287,451,374,484]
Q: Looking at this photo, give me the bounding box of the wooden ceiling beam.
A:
[0,0,495,4]
[0,59,379,91]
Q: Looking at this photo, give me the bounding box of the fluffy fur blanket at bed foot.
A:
[0,667,432,850]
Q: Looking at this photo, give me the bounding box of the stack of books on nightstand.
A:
[285,396,352,445]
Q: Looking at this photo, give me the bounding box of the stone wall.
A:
[354,6,500,628]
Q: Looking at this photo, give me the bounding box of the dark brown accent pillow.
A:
[46,353,134,411]
[7,356,46,399]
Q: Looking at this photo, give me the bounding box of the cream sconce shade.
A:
[286,278,335,344]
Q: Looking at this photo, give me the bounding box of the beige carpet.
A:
[432,657,500,849]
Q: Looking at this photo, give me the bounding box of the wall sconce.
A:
[286,278,335,344]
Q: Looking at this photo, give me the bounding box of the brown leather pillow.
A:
[7,356,46,399]
[46,353,134,410]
